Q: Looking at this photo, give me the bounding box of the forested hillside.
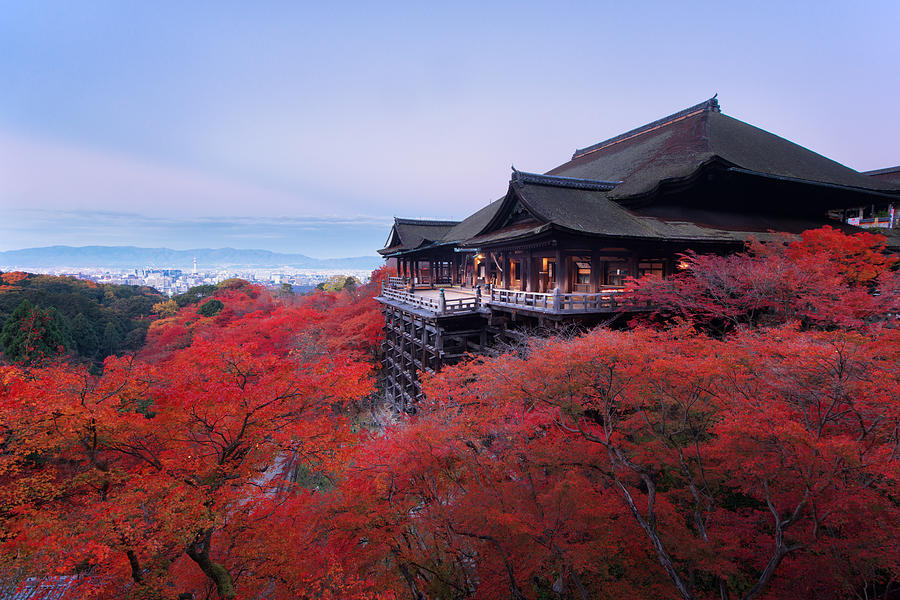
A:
[0,229,898,600]
[0,272,166,364]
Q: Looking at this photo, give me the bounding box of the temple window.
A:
[638,260,664,279]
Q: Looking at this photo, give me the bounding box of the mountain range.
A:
[0,246,383,271]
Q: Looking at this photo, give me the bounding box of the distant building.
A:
[376,97,900,409]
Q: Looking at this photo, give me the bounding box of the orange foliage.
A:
[3,241,898,599]
[0,275,383,599]
[1,271,28,284]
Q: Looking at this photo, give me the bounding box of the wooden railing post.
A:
[438,288,446,314]
[475,285,481,308]
[553,287,562,311]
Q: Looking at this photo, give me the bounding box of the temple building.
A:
[376,97,900,409]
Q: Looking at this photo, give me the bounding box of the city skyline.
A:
[2,1,898,256]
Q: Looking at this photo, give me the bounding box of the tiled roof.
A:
[549,98,900,200]
[862,166,900,185]
[378,218,460,255]
[384,97,900,254]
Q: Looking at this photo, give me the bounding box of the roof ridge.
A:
[511,168,621,191]
[572,95,720,160]
[394,217,460,226]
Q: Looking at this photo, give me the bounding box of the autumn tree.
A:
[0,287,375,598]
[305,233,899,599]
[151,299,178,318]
[314,323,899,600]
[317,274,361,293]
[629,226,899,332]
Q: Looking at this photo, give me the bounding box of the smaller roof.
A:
[378,218,459,256]
[862,165,900,186]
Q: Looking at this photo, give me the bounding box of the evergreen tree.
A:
[70,312,99,357]
[0,300,68,364]
[47,307,72,352]
[0,299,34,361]
[100,322,122,358]
[198,299,224,317]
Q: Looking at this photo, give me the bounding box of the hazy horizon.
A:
[2,1,898,255]
[0,242,383,261]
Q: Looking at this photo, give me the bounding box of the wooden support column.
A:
[502,251,510,289]
[434,327,443,369]
[525,251,534,292]
[451,254,458,285]
[590,251,602,293]
[421,317,428,366]
[518,254,525,291]
[555,247,569,292]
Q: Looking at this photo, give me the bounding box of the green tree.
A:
[0,300,68,364]
[198,299,224,317]
[100,322,122,358]
[70,312,99,357]
[172,284,218,307]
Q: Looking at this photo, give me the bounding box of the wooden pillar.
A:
[590,251,602,293]
[555,247,568,292]
[451,254,458,286]
[525,251,534,292]
[518,254,526,291]
[502,252,510,289]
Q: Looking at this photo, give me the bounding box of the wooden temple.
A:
[376,97,900,410]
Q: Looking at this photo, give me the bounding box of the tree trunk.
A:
[185,529,235,599]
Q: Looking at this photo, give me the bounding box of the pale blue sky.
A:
[1,1,898,257]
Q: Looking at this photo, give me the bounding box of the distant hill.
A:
[0,246,383,271]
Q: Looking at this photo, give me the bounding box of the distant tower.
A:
[193,257,197,275]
